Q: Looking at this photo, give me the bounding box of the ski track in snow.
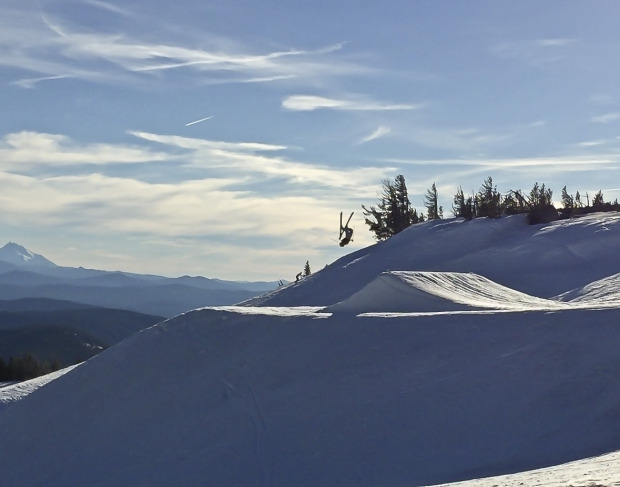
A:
[219,376,272,485]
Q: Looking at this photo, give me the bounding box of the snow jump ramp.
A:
[325,271,568,314]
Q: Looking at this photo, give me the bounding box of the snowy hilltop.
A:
[2,213,620,486]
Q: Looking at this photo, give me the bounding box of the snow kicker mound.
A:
[325,271,568,314]
[556,272,620,307]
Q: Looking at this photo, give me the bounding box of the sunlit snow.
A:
[2,213,620,486]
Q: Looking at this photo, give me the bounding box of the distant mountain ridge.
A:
[0,298,164,365]
[0,242,278,317]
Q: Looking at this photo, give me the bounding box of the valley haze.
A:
[0,242,279,318]
[1,213,620,486]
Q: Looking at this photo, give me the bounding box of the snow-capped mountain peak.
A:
[0,242,57,268]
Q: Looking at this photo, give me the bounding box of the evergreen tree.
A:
[503,189,528,215]
[527,182,558,224]
[528,182,553,208]
[560,186,575,218]
[424,182,442,220]
[592,190,605,209]
[452,186,474,220]
[561,186,574,209]
[362,175,419,241]
[303,260,311,277]
[575,191,583,208]
[476,176,501,218]
[0,357,7,381]
[0,354,61,381]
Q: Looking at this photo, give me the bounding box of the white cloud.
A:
[528,120,547,128]
[82,0,132,16]
[0,132,173,169]
[592,112,620,124]
[590,94,615,106]
[0,166,378,278]
[0,130,391,252]
[129,131,288,153]
[396,125,514,154]
[282,95,421,112]
[577,140,608,147]
[491,38,577,67]
[537,38,576,47]
[357,126,391,145]
[386,154,620,170]
[216,74,298,84]
[11,74,74,89]
[129,131,391,191]
[0,130,393,193]
[0,5,357,89]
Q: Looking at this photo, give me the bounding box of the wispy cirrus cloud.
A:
[1,4,357,89]
[356,126,391,145]
[537,38,576,47]
[379,153,620,210]
[0,130,389,274]
[577,140,608,147]
[282,95,421,111]
[592,112,620,123]
[0,132,173,170]
[491,37,577,67]
[129,131,288,153]
[386,154,620,170]
[129,131,392,191]
[0,130,394,193]
[0,168,377,278]
[81,0,133,16]
[12,74,74,89]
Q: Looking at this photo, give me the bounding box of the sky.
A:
[2,0,620,280]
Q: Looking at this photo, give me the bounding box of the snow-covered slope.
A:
[425,448,620,487]
[0,364,80,411]
[326,271,570,313]
[1,307,620,486]
[2,214,620,486]
[250,213,620,306]
[326,270,620,314]
[556,272,620,306]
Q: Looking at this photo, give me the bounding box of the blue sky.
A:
[2,0,620,280]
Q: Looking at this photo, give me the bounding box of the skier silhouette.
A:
[339,212,354,247]
[339,226,353,247]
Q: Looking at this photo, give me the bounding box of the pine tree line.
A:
[0,354,62,382]
[363,174,619,241]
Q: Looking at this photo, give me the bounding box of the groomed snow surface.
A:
[2,213,620,486]
[0,364,79,411]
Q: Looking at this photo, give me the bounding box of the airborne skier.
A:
[339,212,354,247]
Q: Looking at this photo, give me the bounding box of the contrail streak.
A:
[185,116,213,126]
